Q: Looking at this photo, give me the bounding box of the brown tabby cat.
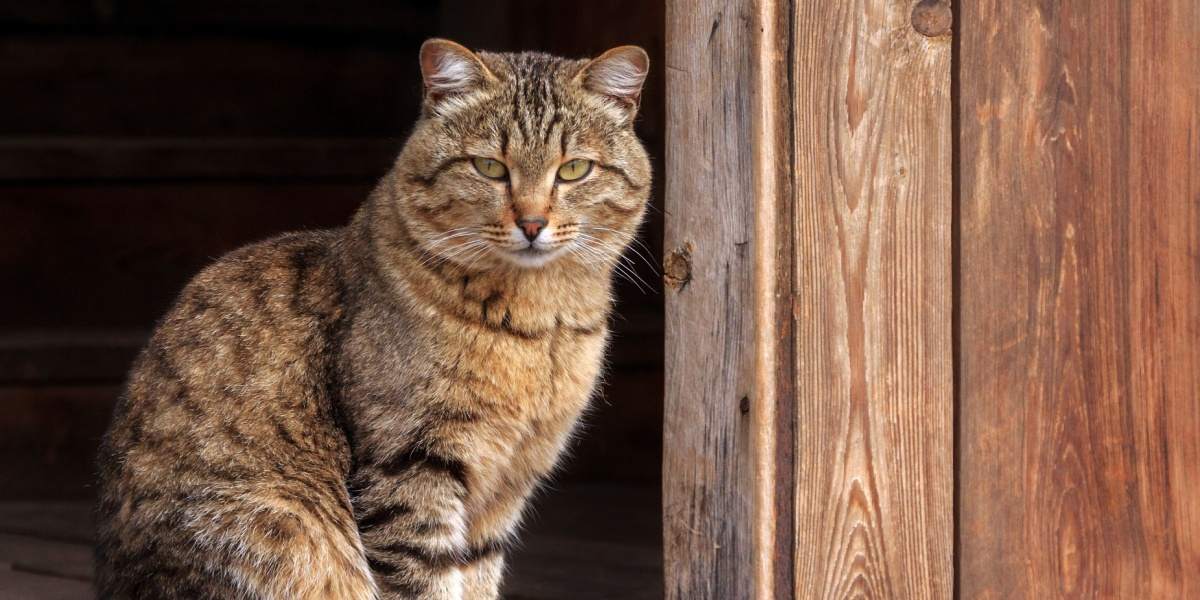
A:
[95,39,651,599]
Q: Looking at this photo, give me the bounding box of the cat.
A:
[94,39,651,599]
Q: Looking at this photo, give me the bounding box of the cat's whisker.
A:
[570,237,652,294]
[460,243,495,272]
[419,238,486,270]
[582,226,659,274]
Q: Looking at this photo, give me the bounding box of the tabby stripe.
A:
[366,555,400,576]
[602,163,646,191]
[499,309,541,340]
[372,538,509,572]
[479,291,503,322]
[375,543,460,570]
[465,538,509,563]
[603,198,641,215]
[408,156,468,187]
[378,446,470,490]
[356,502,414,531]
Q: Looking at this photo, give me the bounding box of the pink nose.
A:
[517,216,548,241]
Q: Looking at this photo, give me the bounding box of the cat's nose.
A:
[516,216,548,242]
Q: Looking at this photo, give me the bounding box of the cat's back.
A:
[103,229,348,462]
[95,229,373,599]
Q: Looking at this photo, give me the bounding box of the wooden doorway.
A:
[663,0,1200,598]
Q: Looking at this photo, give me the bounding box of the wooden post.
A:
[665,0,953,597]
[663,0,758,597]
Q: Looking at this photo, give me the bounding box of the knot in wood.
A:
[911,0,953,37]
[663,242,694,292]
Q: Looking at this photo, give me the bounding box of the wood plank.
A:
[0,138,397,182]
[0,387,118,501]
[789,1,953,598]
[754,1,796,596]
[0,0,437,33]
[0,502,93,544]
[0,566,91,600]
[505,535,661,600]
[0,36,422,137]
[0,183,364,334]
[958,0,1200,596]
[662,0,758,598]
[0,533,92,581]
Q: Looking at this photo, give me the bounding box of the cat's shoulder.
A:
[162,229,347,331]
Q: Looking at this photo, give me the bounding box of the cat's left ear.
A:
[419,39,493,108]
[577,45,650,118]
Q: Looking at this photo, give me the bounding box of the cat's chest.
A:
[433,321,608,421]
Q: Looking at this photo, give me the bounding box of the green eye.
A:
[472,157,508,180]
[557,159,593,182]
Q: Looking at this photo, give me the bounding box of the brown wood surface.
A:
[958,1,1200,597]
[0,387,118,501]
[662,0,758,598]
[789,1,953,598]
[0,138,397,181]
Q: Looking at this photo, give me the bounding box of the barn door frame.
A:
[663,0,954,597]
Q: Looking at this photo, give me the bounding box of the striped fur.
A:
[95,40,650,599]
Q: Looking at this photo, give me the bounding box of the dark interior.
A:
[0,2,664,597]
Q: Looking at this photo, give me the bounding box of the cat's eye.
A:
[472,157,508,180]
[557,159,593,182]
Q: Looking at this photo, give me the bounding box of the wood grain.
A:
[0,386,119,500]
[663,0,758,598]
[957,0,1200,597]
[0,138,397,181]
[790,0,953,597]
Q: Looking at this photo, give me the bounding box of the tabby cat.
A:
[95,39,651,599]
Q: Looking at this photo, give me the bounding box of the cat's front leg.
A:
[460,552,505,600]
[459,480,541,600]
[352,453,472,599]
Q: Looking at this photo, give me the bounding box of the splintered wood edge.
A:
[751,0,780,597]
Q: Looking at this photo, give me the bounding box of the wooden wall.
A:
[0,1,664,499]
[958,0,1200,596]
[666,0,1197,598]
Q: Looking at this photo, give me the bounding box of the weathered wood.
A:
[958,0,1200,596]
[0,138,397,182]
[753,0,797,596]
[0,567,91,600]
[0,533,93,581]
[789,1,954,598]
[0,183,364,335]
[0,502,94,544]
[0,36,423,137]
[0,0,437,32]
[0,387,119,501]
[663,0,758,598]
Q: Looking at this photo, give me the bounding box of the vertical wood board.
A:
[790,0,954,597]
[663,0,758,598]
[958,0,1200,596]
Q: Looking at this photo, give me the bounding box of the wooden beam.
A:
[663,0,759,597]
[0,138,397,182]
[958,0,1200,595]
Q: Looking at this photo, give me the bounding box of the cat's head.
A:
[390,39,651,270]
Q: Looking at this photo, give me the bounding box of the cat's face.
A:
[394,40,651,270]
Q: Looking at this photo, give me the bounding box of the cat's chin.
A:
[501,247,567,269]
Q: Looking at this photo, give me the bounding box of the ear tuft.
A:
[580,46,650,109]
[419,39,489,104]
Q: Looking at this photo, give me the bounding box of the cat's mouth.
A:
[503,244,566,268]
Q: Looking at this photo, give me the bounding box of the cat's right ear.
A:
[419,39,492,109]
